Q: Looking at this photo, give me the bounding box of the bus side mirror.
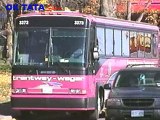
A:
[93,47,99,60]
[104,83,111,89]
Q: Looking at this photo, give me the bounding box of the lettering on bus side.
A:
[13,76,52,81]
[13,76,84,82]
[57,77,84,82]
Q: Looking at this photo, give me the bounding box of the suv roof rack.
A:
[126,64,159,68]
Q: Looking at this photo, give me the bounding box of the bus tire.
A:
[98,88,104,118]
[88,90,104,120]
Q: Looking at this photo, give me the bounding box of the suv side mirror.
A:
[104,83,111,89]
[93,47,99,60]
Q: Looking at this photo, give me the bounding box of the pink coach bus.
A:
[11,11,159,120]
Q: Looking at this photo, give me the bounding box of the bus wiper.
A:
[49,28,54,65]
[45,43,49,66]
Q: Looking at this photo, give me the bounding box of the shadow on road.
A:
[0,102,103,120]
[15,111,93,120]
[0,101,20,117]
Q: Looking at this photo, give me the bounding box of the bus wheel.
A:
[87,91,104,120]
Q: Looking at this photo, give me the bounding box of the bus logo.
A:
[47,82,63,87]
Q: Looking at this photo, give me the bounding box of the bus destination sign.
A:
[16,17,89,28]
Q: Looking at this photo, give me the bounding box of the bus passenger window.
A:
[114,29,121,56]
[96,27,105,55]
[152,34,158,58]
[137,32,145,58]
[122,31,129,57]
[130,31,138,57]
[145,33,151,58]
[106,28,114,56]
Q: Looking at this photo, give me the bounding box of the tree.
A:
[100,0,119,17]
[119,0,159,24]
[134,0,152,22]
[145,10,160,26]
[82,0,100,15]
[100,0,154,23]
[0,0,14,64]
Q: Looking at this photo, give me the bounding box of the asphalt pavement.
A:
[0,102,105,120]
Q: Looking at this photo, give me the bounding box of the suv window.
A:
[115,71,160,87]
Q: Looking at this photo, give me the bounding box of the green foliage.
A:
[0,60,11,103]
[0,78,11,103]
[0,64,11,73]
[0,69,11,103]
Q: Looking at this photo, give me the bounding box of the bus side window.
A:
[122,31,129,57]
[145,33,152,58]
[137,32,145,58]
[96,27,105,55]
[130,31,138,57]
[151,34,158,58]
[106,28,114,56]
[114,29,121,56]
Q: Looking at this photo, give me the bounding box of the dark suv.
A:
[104,67,160,120]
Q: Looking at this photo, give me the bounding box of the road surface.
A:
[0,102,106,120]
[16,114,106,120]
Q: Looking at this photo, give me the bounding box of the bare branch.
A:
[0,34,6,39]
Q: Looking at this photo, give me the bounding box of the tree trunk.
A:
[1,0,14,64]
[100,0,118,17]
[127,1,131,20]
[24,0,33,4]
[6,12,13,64]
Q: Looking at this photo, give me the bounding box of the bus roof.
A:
[17,11,159,31]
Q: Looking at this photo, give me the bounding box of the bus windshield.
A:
[14,27,88,66]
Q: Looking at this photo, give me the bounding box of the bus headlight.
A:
[107,98,121,107]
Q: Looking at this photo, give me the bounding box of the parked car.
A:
[104,67,160,120]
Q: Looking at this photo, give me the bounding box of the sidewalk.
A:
[0,115,13,120]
